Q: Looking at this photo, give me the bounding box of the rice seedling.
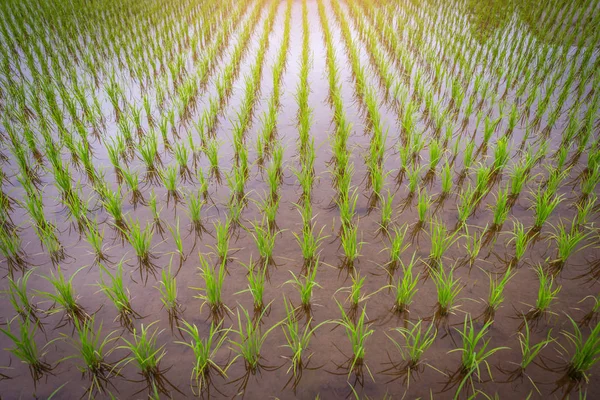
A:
[248,220,279,266]
[531,190,564,233]
[389,252,420,315]
[212,218,232,264]
[229,304,281,373]
[186,189,206,237]
[5,269,40,326]
[519,265,561,328]
[386,224,410,272]
[428,220,460,269]
[382,319,438,385]
[499,319,553,392]
[285,257,321,313]
[293,216,327,270]
[334,301,375,384]
[236,257,267,312]
[40,266,90,326]
[280,297,330,388]
[0,317,54,388]
[445,316,508,397]
[431,263,463,322]
[175,320,231,396]
[548,220,591,275]
[340,222,363,270]
[507,220,533,269]
[122,218,157,283]
[97,262,139,331]
[481,269,515,323]
[557,317,600,394]
[117,322,182,397]
[156,263,183,330]
[193,253,228,319]
[60,317,118,398]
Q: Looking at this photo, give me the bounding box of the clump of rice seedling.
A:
[97,263,139,332]
[60,317,118,398]
[248,220,279,266]
[186,189,206,238]
[293,215,327,270]
[381,319,437,384]
[175,320,231,396]
[431,263,462,324]
[556,317,600,395]
[519,265,561,329]
[490,185,511,232]
[499,319,553,392]
[548,220,591,275]
[334,302,375,385]
[229,305,281,375]
[84,222,109,265]
[148,190,165,237]
[280,297,330,389]
[377,190,395,236]
[212,218,232,264]
[481,269,515,323]
[386,225,409,272]
[123,219,157,283]
[236,256,267,312]
[167,218,187,268]
[507,220,533,269]
[156,263,183,331]
[117,322,182,397]
[161,165,182,206]
[340,222,363,270]
[531,190,564,233]
[5,269,41,326]
[579,295,600,327]
[428,220,460,270]
[335,271,370,317]
[416,189,431,229]
[285,257,321,314]
[205,139,221,182]
[0,317,54,388]
[0,227,28,274]
[102,188,127,234]
[40,266,90,327]
[444,316,508,397]
[461,225,484,269]
[120,167,145,208]
[193,254,228,320]
[389,252,420,315]
[257,192,280,231]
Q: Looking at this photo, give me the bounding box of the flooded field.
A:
[1,0,600,398]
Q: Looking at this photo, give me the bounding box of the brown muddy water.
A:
[1,0,600,399]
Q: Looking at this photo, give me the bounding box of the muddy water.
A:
[1,0,600,399]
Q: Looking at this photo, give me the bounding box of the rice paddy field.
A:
[1,0,600,398]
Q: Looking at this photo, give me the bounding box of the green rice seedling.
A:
[378,190,395,235]
[266,161,281,203]
[161,165,182,205]
[84,222,108,265]
[167,218,186,266]
[531,190,564,232]
[285,258,321,313]
[432,263,462,321]
[462,225,484,269]
[447,316,508,397]
[40,266,89,326]
[492,136,510,174]
[560,317,600,389]
[441,161,453,197]
[482,269,515,323]
[508,163,529,203]
[123,219,157,283]
[340,222,363,269]
[293,217,327,269]
[390,252,420,315]
[229,305,281,373]
[186,189,206,237]
[507,220,532,269]
[139,130,161,183]
[156,262,183,330]
[205,139,221,182]
[336,189,359,231]
[519,265,561,328]
[335,301,375,383]
[257,192,280,231]
[548,220,591,274]
[387,224,409,272]
[117,322,181,397]
[490,186,511,231]
[175,320,231,396]
[120,167,144,208]
[499,319,553,392]
[174,142,192,181]
[60,317,118,398]
[5,269,40,325]
[575,194,597,228]
[416,189,431,226]
[281,297,330,388]
[212,218,232,264]
[382,319,437,384]
[335,271,371,314]
[406,165,422,196]
[579,294,600,327]
[194,254,227,319]
[196,168,210,201]
[236,257,267,312]
[0,226,28,273]
[581,165,600,199]
[148,190,165,236]
[248,220,279,266]
[0,317,53,387]
[456,184,482,230]
[97,263,139,331]
[428,220,460,269]
[102,188,126,232]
